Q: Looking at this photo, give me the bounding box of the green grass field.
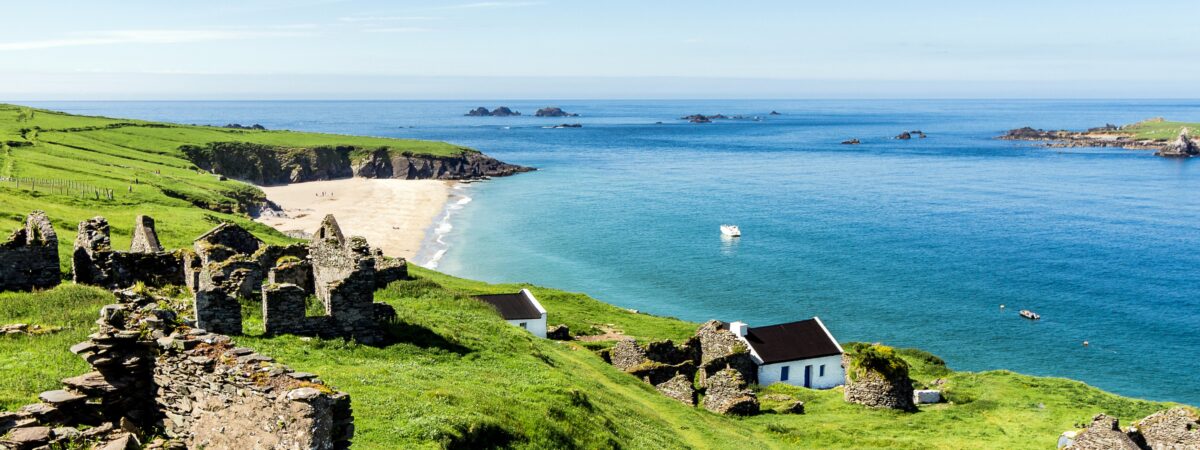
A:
[1111,118,1200,140]
[0,104,475,272]
[0,104,1190,449]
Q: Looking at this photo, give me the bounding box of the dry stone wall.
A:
[601,322,761,415]
[0,211,60,292]
[0,289,353,450]
[71,216,184,289]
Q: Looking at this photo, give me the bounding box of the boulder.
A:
[841,138,861,145]
[895,131,912,140]
[1135,407,1200,449]
[1066,414,1141,450]
[1156,128,1199,157]
[701,368,759,415]
[913,389,942,405]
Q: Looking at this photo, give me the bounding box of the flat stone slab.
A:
[6,426,51,445]
[38,389,87,404]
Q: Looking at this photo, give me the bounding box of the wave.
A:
[414,182,473,269]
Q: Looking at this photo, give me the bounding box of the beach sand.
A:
[255,178,451,259]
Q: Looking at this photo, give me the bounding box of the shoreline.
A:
[411,181,475,269]
[254,178,452,260]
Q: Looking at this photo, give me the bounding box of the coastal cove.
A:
[27,99,1200,407]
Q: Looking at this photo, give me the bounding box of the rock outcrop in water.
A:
[466,106,521,117]
[534,107,578,117]
[1156,128,1199,157]
[180,142,533,186]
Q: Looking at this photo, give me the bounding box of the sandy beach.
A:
[255,178,451,259]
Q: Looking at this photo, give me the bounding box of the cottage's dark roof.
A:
[742,318,842,364]
[475,292,542,320]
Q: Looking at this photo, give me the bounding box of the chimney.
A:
[730,321,748,337]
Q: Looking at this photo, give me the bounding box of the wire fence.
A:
[0,176,115,200]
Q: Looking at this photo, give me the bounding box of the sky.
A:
[1,0,1197,100]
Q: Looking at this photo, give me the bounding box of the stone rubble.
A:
[0,288,353,450]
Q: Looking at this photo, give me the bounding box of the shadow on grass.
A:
[385,320,471,355]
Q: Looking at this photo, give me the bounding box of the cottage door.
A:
[803,365,812,388]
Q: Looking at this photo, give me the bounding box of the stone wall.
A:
[0,289,353,450]
[0,211,60,292]
[267,214,395,345]
[842,351,916,412]
[601,323,761,415]
[72,216,184,289]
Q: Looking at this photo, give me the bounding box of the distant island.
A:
[680,113,767,123]
[465,106,521,117]
[1000,118,1200,157]
[534,107,578,117]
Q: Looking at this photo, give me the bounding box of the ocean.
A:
[28,99,1200,405]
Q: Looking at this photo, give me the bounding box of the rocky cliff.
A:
[180,142,533,185]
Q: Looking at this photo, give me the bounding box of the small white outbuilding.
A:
[474,289,548,338]
[728,317,846,389]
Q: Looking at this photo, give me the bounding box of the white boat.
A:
[720,224,741,237]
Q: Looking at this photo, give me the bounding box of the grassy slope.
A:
[1103,119,1200,140]
[0,104,1188,449]
[0,104,471,271]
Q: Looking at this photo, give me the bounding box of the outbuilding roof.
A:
[474,289,545,320]
[741,318,843,364]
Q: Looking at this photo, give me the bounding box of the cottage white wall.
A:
[507,315,547,338]
[757,354,845,389]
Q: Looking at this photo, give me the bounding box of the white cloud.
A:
[0,29,312,52]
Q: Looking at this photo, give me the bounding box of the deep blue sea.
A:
[27,100,1200,405]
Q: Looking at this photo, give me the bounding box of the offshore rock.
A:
[1156,128,1199,157]
[534,107,579,117]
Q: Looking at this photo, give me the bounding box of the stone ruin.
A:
[1060,408,1200,450]
[261,215,402,345]
[73,215,185,289]
[184,215,404,344]
[0,211,60,292]
[842,344,916,412]
[0,289,353,450]
[601,320,761,415]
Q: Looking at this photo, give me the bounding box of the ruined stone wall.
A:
[72,216,183,289]
[0,211,61,292]
[0,289,353,449]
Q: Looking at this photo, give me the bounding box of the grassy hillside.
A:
[1,270,1177,449]
[1112,118,1200,140]
[0,104,1188,449]
[0,104,473,271]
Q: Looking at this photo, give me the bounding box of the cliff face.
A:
[351,148,534,180]
[180,142,533,185]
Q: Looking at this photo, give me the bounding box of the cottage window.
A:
[519,322,527,329]
[780,366,789,381]
[819,364,825,377]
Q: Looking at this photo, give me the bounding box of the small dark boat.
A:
[1019,309,1040,320]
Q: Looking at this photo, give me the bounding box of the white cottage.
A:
[474,289,548,338]
[728,317,845,389]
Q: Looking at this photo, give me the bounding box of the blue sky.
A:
[1,0,1197,99]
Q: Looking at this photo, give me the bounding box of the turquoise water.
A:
[31,100,1200,405]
